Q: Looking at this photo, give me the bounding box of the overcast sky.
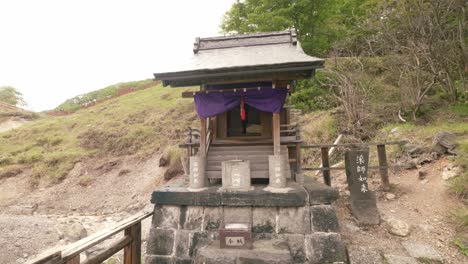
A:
[0,0,235,111]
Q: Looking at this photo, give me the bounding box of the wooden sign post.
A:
[345,148,380,225]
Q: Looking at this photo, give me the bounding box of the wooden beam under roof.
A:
[181,85,293,98]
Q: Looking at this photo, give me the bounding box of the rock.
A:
[384,254,418,264]
[403,143,426,158]
[418,170,427,180]
[397,156,417,170]
[386,219,410,237]
[432,131,456,155]
[390,127,400,135]
[385,193,396,200]
[159,153,169,167]
[163,166,183,180]
[415,153,434,165]
[348,246,383,264]
[402,241,443,263]
[345,223,360,232]
[57,222,87,242]
[442,165,460,181]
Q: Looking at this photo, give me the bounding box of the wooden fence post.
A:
[377,144,390,191]
[321,147,331,186]
[66,255,80,264]
[124,222,141,264]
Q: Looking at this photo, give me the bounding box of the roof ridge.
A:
[193,29,297,54]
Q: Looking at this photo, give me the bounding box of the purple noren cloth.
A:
[194,87,288,118]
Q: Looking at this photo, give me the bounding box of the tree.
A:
[0,86,26,106]
[221,0,377,56]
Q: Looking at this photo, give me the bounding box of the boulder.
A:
[385,193,396,200]
[403,143,426,158]
[397,155,417,170]
[57,222,87,242]
[386,219,410,237]
[432,131,456,155]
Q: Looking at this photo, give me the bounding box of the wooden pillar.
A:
[377,144,390,191]
[321,147,331,186]
[124,222,141,264]
[200,118,207,156]
[272,113,281,156]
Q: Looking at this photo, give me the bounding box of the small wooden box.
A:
[219,222,253,249]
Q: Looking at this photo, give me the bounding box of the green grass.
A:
[0,82,197,186]
[54,79,156,112]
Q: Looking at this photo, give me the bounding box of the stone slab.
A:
[145,255,172,264]
[402,241,443,263]
[306,232,347,264]
[196,240,292,264]
[348,245,383,264]
[303,178,339,205]
[152,184,307,207]
[310,205,340,232]
[384,254,418,264]
[181,206,203,230]
[278,206,310,234]
[146,228,175,256]
[252,207,277,233]
[203,206,223,231]
[278,234,306,263]
[349,193,380,226]
[152,205,180,229]
[224,206,252,223]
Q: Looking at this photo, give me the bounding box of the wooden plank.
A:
[321,147,331,186]
[301,140,408,149]
[61,212,152,259]
[124,223,141,264]
[83,235,132,264]
[273,113,281,156]
[377,144,390,191]
[181,86,291,98]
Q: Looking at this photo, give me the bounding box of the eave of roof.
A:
[153,30,324,86]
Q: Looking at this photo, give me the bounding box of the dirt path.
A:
[332,157,467,263]
[0,153,171,264]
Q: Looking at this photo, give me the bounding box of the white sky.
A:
[0,0,235,111]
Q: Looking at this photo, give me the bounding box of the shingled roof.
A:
[154,29,324,87]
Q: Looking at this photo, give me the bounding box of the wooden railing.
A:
[300,141,407,191]
[29,211,153,264]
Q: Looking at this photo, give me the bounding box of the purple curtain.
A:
[194,87,288,118]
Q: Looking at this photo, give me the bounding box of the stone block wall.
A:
[145,204,347,264]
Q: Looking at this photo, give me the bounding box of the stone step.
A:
[206,163,269,171]
[195,240,293,264]
[207,155,270,162]
[207,170,270,179]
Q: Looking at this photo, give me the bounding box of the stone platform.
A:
[145,179,347,264]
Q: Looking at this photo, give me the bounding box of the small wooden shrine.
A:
[147,30,348,264]
[154,29,323,189]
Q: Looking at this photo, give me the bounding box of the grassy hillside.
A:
[0,81,197,186]
[0,103,38,123]
[54,79,156,112]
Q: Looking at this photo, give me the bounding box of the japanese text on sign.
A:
[356,153,368,193]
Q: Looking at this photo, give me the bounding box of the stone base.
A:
[146,179,347,264]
